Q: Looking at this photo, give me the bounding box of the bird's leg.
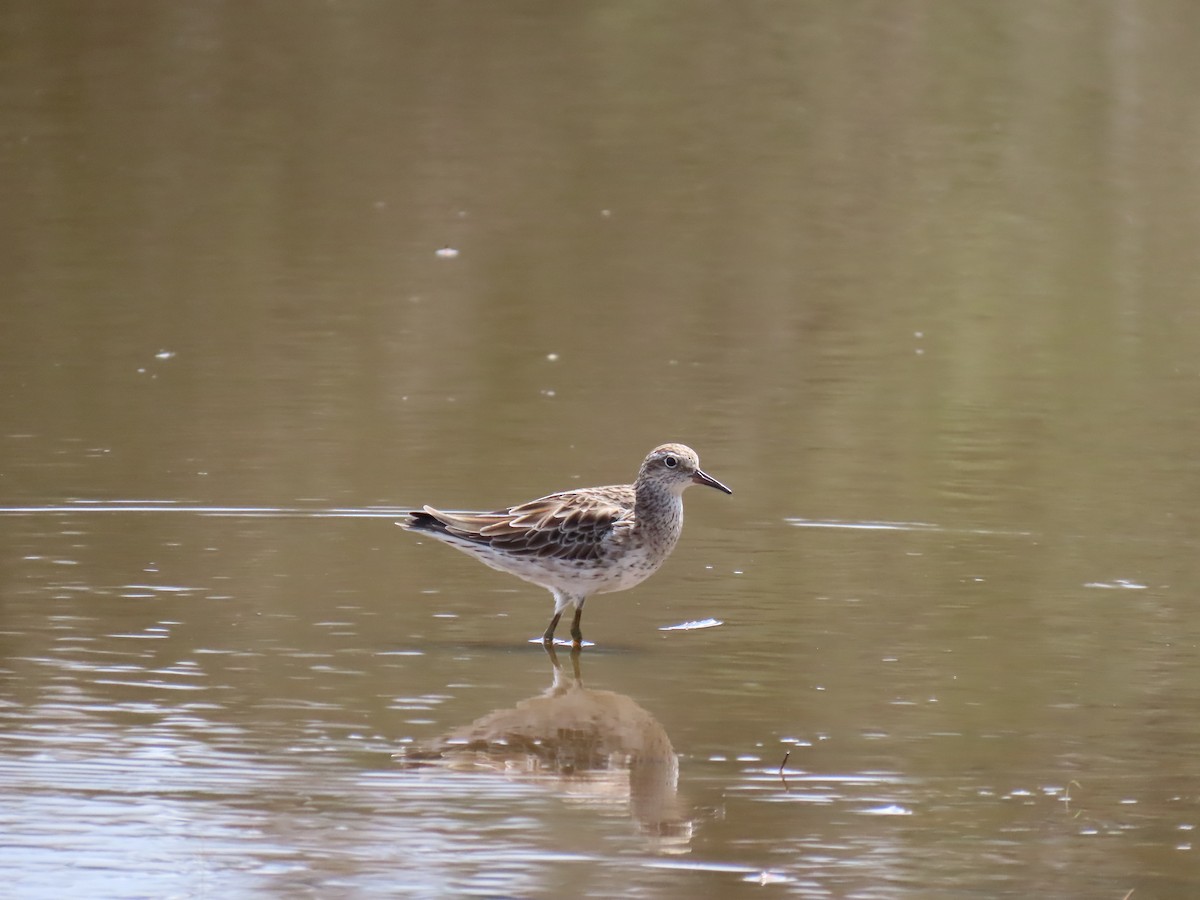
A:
[542,611,562,645]
[570,605,584,647]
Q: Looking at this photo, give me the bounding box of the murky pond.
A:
[3,2,1200,898]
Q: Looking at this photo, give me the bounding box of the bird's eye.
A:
[664,456,678,468]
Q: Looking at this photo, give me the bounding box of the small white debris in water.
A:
[861,804,912,816]
[435,246,459,258]
[746,871,791,886]
[659,618,723,632]
[1084,579,1147,590]
[546,352,559,362]
[155,350,175,360]
[540,389,556,397]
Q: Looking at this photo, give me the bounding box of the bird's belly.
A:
[592,551,664,593]
[479,547,663,595]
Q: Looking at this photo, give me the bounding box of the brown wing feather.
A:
[418,486,634,562]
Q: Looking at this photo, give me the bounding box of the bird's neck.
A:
[634,483,684,544]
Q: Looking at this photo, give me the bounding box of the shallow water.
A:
[4,2,1200,898]
[3,503,1197,897]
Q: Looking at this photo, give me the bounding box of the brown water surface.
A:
[2,2,1200,897]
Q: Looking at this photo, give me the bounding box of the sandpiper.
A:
[398,443,732,646]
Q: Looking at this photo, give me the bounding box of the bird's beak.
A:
[692,468,733,494]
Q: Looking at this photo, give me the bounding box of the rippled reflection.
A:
[400,645,689,848]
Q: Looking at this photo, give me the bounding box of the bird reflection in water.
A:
[398,645,690,847]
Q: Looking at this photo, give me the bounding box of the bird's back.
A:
[400,483,635,561]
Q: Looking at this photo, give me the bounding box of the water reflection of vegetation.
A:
[400,646,689,846]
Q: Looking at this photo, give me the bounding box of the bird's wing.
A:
[420,487,633,562]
